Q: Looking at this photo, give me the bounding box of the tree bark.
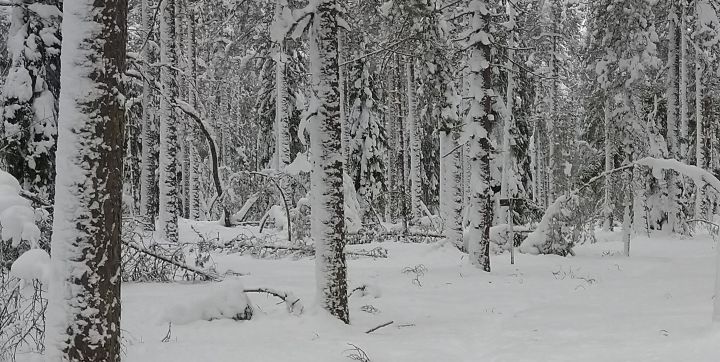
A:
[309,0,349,324]
[47,0,127,359]
[159,0,179,242]
[406,61,422,220]
[466,4,494,272]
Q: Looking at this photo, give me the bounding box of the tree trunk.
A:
[500,1,516,224]
[666,7,683,233]
[47,0,126,359]
[466,5,494,272]
[604,96,613,231]
[406,61,422,220]
[694,41,705,219]
[140,0,158,225]
[309,0,349,324]
[159,0,179,242]
[679,5,689,159]
[440,130,463,249]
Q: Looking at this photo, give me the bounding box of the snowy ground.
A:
[122,223,720,361]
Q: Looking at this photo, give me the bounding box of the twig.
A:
[365,321,394,334]
[121,240,222,281]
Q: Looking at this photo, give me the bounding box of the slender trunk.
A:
[186,5,200,220]
[679,5,689,159]
[159,0,179,242]
[666,8,682,233]
[622,166,632,256]
[309,0,349,323]
[695,43,705,219]
[140,0,158,225]
[47,0,126,358]
[500,2,515,223]
[339,29,348,164]
[406,61,422,220]
[604,96,613,231]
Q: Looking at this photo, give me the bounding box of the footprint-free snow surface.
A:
[122,222,720,361]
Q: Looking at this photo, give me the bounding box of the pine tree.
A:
[46,0,126,358]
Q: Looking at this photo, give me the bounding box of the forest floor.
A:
[121,221,720,361]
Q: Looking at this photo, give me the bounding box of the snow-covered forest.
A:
[2,0,720,360]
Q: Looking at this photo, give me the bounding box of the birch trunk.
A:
[159,0,179,242]
[47,0,126,358]
[309,0,349,324]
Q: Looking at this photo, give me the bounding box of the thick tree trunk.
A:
[159,0,179,242]
[466,6,494,272]
[47,0,127,359]
[140,0,158,225]
[309,0,349,324]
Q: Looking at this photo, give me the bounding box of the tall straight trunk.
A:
[666,8,682,233]
[186,4,200,220]
[440,130,463,249]
[339,29,348,163]
[274,1,291,169]
[603,96,613,231]
[385,54,399,222]
[467,5,494,272]
[47,0,126,359]
[695,40,705,219]
[176,0,189,218]
[159,0,179,242]
[406,61,422,220]
[309,0,349,324]
[140,0,158,224]
[500,2,516,224]
[679,5,689,159]
[546,4,559,205]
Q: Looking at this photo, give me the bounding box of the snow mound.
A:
[162,280,253,325]
[0,170,40,247]
[285,151,311,175]
[10,248,51,283]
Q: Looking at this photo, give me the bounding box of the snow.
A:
[162,280,252,325]
[0,170,40,247]
[117,222,720,361]
[10,248,51,283]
